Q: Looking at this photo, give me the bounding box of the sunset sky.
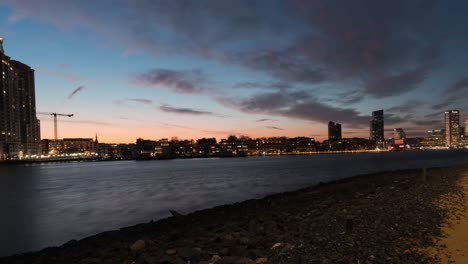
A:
[0,0,467,143]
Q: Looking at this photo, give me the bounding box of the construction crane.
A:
[38,112,74,154]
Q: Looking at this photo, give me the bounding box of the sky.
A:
[0,0,467,143]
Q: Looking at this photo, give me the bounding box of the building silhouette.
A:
[328,121,342,140]
[393,128,406,140]
[464,116,468,137]
[0,38,40,159]
[369,110,384,144]
[445,110,459,148]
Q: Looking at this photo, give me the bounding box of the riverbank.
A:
[2,149,465,165]
[1,164,466,264]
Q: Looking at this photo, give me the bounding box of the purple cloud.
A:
[159,104,213,115]
[136,68,206,94]
[266,126,284,130]
[447,77,468,93]
[68,85,86,99]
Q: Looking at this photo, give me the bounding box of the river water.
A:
[0,150,466,256]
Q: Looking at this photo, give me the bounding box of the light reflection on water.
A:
[0,151,466,256]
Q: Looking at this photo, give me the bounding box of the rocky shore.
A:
[1,164,467,264]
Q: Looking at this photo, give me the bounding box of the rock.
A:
[218,256,254,264]
[238,237,249,245]
[178,247,201,259]
[158,255,173,264]
[271,243,282,250]
[142,254,158,264]
[130,240,146,251]
[219,248,230,256]
[166,249,177,255]
[211,255,222,263]
[254,258,268,264]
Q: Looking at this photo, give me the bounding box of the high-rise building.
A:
[0,38,40,159]
[465,116,468,137]
[370,110,384,143]
[420,129,446,148]
[445,110,460,148]
[328,121,342,140]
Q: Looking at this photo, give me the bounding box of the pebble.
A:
[166,249,177,255]
[130,240,146,251]
[271,243,282,250]
[254,257,268,263]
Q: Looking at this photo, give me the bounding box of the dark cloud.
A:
[219,91,371,128]
[412,120,443,127]
[256,118,277,122]
[136,68,206,94]
[226,51,329,84]
[68,85,86,99]
[365,68,428,98]
[7,0,453,100]
[431,92,466,110]
[447,77,468,93]
[233,81,291,90]
[387,100,424,113]
[126,98,153,105]
[424,111,444,119]
[159,104,213,115]
[7,0,468,138]
[266,126,283,130]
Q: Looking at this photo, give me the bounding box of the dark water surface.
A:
[0,151,466,256]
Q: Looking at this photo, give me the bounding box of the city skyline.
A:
[0,1,467,143]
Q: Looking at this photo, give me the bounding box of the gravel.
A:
[1,164,466,264]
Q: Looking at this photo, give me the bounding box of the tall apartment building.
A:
[328,121,342,140]
[445,110,459,148]
[370,110,384,143]
[0,38,40,159]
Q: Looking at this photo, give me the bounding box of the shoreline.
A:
[1,148,466,165]
[1,164,467,263]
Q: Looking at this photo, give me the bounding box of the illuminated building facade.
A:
[0,38,40,159]
[445,110,459,148]
[370,110,384,145]
[465,116,468,137]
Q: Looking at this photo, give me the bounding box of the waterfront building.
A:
[328,121,342,140]
[219,135,249,156]
[62,138,96,154]
[0,38,41,159]
[370,110,384,146]
[445,110,460,148]
[196,137,218,156]
[135,138,157,159]
[420,129,446,148]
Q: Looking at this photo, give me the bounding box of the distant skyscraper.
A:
[465,116,468,137]
[370,110,384,143]
[0,38,41,159]
[445,110,459,148]
[328,121,342,140]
